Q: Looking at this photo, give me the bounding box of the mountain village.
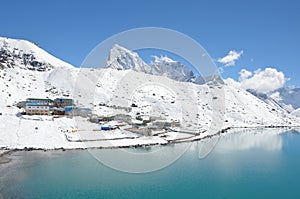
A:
[14,96,180,137]
[0,36,300,150]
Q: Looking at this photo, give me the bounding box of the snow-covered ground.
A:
[0,109,168,149]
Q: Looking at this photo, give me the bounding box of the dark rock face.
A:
[0,48,53,71]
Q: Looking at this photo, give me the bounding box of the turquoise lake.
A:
[1,128,300,199]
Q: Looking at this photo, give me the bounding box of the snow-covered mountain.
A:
[0,37,73,71]
[246,88,292,115]
[225,76,300,117]
[105,44,201,84]
[0,36,77,105]
[247,86,300,116]
[269,86,300,112]
[106,44,151,73]
[150,56,196,82]
[0,36,299,126]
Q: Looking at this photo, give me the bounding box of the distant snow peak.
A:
[105,44,151,73]
[153,55,177,63]
[105,44,197,83]
[270,86,300,110]
[150,55,196,83]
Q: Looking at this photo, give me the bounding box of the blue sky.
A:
[1,0,299,87]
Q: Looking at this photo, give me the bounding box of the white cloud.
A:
[269,91,282,101]
[218,50,243,67]
[239,69,252,81]
[225,67,288,93]
[224,78,242,88]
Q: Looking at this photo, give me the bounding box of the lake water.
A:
[1,128,300,199]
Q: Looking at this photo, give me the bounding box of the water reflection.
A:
[89,142,191,173]
[211,128,286,152]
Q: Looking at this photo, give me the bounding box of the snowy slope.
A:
[89,69,299,129]
[0,36,74,71]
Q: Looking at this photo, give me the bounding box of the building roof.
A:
[64,106,74,108]
[26,98,54,102]
[64,106,74,112]
[55,98,73,101]
[26,102,49,106]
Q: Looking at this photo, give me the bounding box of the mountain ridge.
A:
[105,44,210,84]
[0,36,74,71]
